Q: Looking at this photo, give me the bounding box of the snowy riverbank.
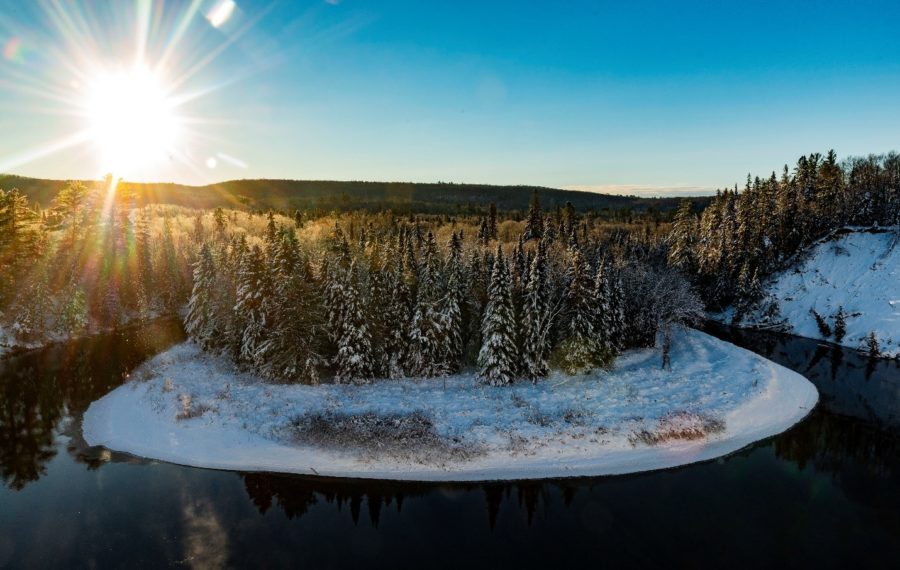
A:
[83,328,817,481]
[726,228,900,357]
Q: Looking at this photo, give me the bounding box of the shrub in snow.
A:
[175,394,212,420]
[810,308,832,338]
[833,307,847,343]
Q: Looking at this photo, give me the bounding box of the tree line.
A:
[185,193,700,384]
[668,150,900,312]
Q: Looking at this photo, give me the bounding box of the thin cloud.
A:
[563,184,718,198]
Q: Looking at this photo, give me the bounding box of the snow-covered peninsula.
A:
[83,329,817,481]
[729,229,900,357]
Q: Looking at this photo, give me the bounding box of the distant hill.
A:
[0,175,710,214]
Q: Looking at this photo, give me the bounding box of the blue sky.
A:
[1,0,899,195]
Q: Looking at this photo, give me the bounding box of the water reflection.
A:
[0,318,185,489]
[704,323,900,430]
[0,322,899,567]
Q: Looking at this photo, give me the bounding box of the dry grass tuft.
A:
[290,410,482,466]
[629,411,725,446]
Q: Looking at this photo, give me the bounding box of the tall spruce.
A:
[185,242,219,348]
[524,190,544,240]
[334,261,375,383]
[478,245,518,385]
[522,241,552,381]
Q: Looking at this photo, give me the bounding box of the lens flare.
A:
[3,37,24,62]
[84,67,180,178]
[207,1,237,29]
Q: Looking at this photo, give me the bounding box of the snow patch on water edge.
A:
[83,329,818,482]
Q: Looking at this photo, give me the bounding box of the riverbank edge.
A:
[83,332,819,482]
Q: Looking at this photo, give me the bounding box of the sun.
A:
[84,66,180,178]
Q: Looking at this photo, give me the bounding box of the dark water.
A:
[1,320,899,569]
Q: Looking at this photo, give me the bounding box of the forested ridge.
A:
[0,174,705,216]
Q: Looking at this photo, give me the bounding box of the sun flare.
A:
[84,67,180,178]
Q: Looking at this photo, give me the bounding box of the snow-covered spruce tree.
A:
[159,216,184,312]
[465,248,488,361]
[734,261,762,319]
[524,190,544,241]
[222,235,248,361]
[334,261,375,383]
[522,240,553,381]
[253,230,323,383]
[407,232,448,377]
[551,246,607,374]
[384,248,412,377]
[323,231,352,351]
[590,260,616,359]
[185,242,219,348]
[441,231,466,372]
[668,199,696,272]
[478,245,518,386]
[235,244,270,365]
[833,306,847,343]
[364,237,391,377]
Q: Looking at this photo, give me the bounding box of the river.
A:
[0,319,897,568]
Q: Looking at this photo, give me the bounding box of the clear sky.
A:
[1,0,899,196]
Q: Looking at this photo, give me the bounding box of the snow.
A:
[83,328,817,482]
[732,229,900,357]
[0,324,66,358]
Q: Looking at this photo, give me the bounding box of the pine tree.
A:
[591,260,615,358]
[264,211,278,245]
[524,190,544,240]
[235,244,269,364]
[185,242,219,348]
[334,261,375,383]
[363,237,391,377]
[553,246,604,374]
[478,217,490,245]
[0,188,40,305]
[442,232,466,371]
[488,203,498,240]
[522,241,552,381]
[255,231,322,382]
[384,251,412,377]
[668,199,696,271]
[478,246,518,385]
[159,216,184,311]
[833,306,847,343]
[865,331,880,358]
[407,232,447,377]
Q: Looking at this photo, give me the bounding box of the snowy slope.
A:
[735,229,900,357]
[83,329,817,482]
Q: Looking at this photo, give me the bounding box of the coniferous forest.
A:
[2,150,899,383]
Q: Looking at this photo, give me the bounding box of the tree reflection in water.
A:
[1,320,899,568]
[0,318,185,489]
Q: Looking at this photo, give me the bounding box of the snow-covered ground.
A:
[729,229,900,357]
[83,329,817,481]
[0,325,61,358]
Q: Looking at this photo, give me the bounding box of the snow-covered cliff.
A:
[731,228,900,357]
